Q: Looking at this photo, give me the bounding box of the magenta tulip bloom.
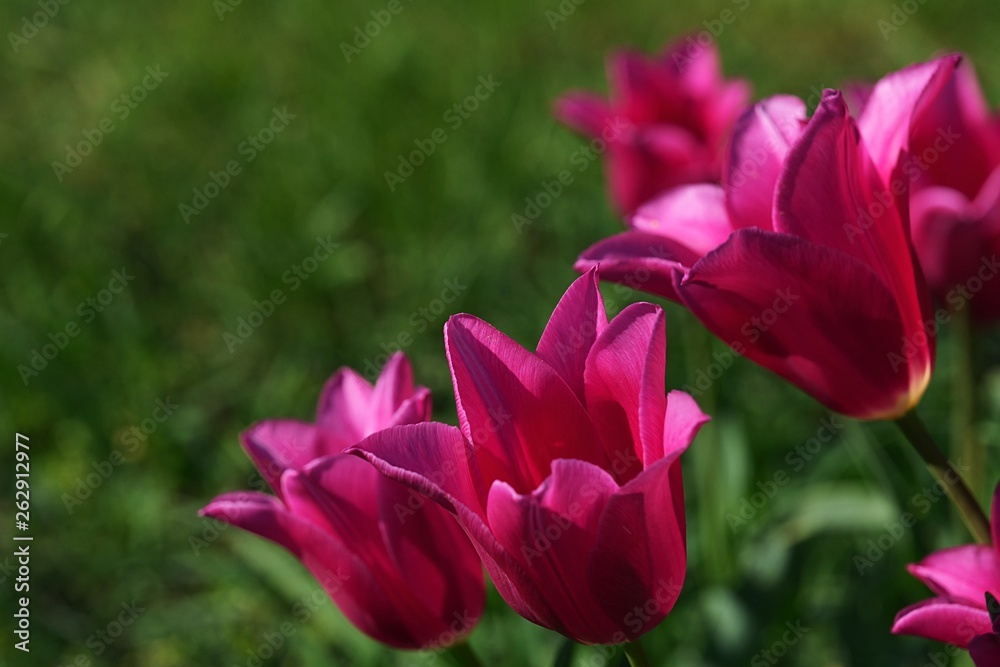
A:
[577,56,960,419]
[893,482,1000,653]
[351,270,708,645]
[555,35,751,213]
[201,353,485,650]
[906,59,1000,321]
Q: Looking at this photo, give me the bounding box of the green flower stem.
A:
[895,410,991,544]
[445,641,485,667]
[622,640,651,667]
[951,307,982,498]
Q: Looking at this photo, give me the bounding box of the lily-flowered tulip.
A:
[893,481,1000,654]
[555,35,751,213]
[351,270,708,645]
[201,353,485,650]
[906,59,1000,321]
[576,56,960,419]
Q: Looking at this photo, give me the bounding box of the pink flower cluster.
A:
[204,33,1000,664]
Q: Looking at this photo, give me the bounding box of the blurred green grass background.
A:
[3,0,1000,664]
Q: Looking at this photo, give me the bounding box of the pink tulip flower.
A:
[906,60,1000,321]
[351,270,708,645]
[201,353,485,650]
[893,482,1000,654]
[555,35,751,213]
[576,56,960,419]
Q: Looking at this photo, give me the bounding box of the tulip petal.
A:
[348,423,483,515]
[606,128,708,213]
[911,175,1000,322]
[661,36,721,96]
[315,366,375,442]
[662,390,710,460]
[677,228,912,419]
[376,472,484,638]
[584,302,666,480]
[629,184,734,256]
[587,455,687,639]
[282,458,389,574]
[200,491,425,649]
[575,230,698,303]
[241,420,348,496]
[911,186,981,292]
[350,423,563,632]
[535,269,608,403]
[609,51,679,123]
[366,352,417,432]
[776,91,917,297]
[286,458,459,646]
[554,92,616,138]
[911,60,1000,198]
[857,54,960,184]
[487,459,621,644]
[908,545,1000,606]
[445,314,607,493]
[776,91,933,404]
[388,386,432,429]
[893,597,991,648]
[725,95,807,231]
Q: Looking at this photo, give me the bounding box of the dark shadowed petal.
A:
[283,458,389,574]
[286,457,456,646]
[587,455,687,641]
[487,459,621,644]
[677,228,914,419]
[200,491,426,649]
[350,423,563,633]
[376,473,485,643]
[970,630,1000,666]
[910,185,977,295]
[775,92,934,406]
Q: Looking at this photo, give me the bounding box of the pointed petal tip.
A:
[574,257,599,274]
[818,89,848,114]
